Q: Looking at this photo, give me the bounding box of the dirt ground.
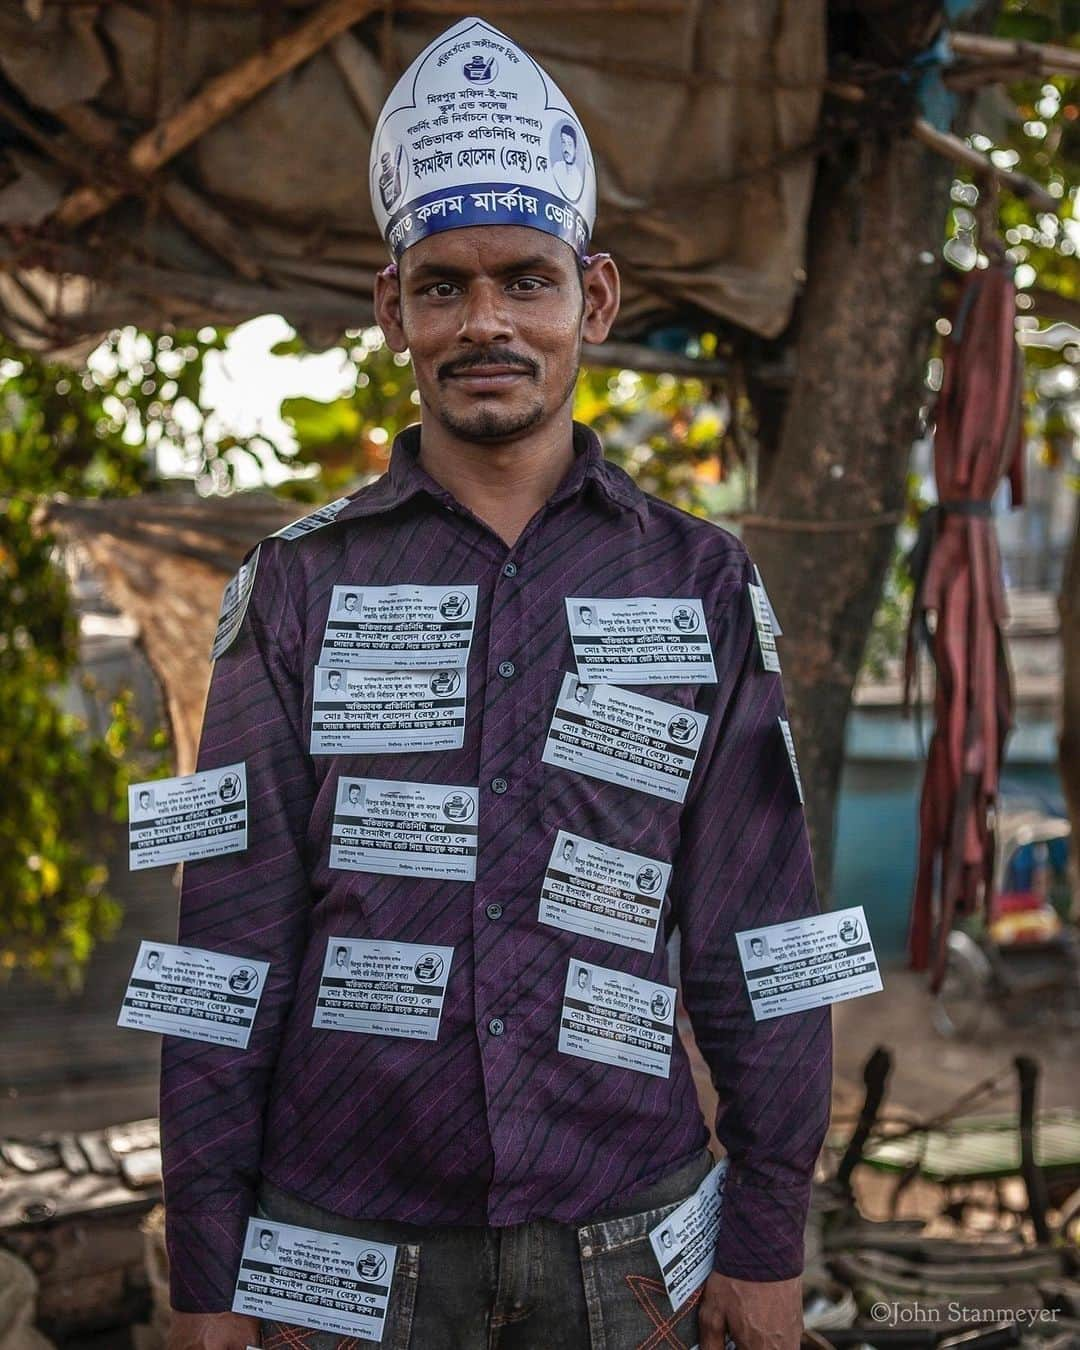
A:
[831,964,1080,1119]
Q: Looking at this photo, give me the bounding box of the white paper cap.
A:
[369,17,596,259]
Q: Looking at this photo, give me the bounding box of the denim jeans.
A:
[254,1147,715,1349]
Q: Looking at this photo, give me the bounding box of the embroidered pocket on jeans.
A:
[576,1191,706,1350]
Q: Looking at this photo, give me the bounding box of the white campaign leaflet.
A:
[649,1160,729,1311]
[558,959,676,1079]
[539,830,671,954]
[778,717,805,803]
[310,667,466,755]
[747,582,780,673]
[232,1217,397,1342]
[117,941,268,1048]
[319,584,478,669]
[542,674,707,804]
[330,777,478,881]
[737,905,883,1021]
[753,565,782,635]
[565,597,717,684]
[313,937,454,1040]
[273,497,352,541]
[211,546,260,659]
[128,764,247,870]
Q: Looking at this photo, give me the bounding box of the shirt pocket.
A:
[538,670,699,860]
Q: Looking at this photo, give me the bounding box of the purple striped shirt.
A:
[160,423,831,1312]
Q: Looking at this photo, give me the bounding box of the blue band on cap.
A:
[385,181,589,259]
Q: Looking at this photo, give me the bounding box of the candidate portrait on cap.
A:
[369,17,597,260]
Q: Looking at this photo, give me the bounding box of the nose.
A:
[457,280,513,346]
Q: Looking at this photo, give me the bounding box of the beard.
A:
[430,391,546,442]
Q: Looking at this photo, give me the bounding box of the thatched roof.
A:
[46,491,296,772]
[0,0,825,356]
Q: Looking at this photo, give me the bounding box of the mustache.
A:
[438,347,539,379]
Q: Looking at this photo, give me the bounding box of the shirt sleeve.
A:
[672,551,832,1283]
[159,540,315,1313]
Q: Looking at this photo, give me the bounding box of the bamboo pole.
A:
[53,0,381,230]
[912,118,1058,213]
[53,106,265,281]
[949,30,1080,78]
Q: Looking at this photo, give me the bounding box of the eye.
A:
[509,276,548,292]
[422,281,462,298]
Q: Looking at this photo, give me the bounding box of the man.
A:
[162,17,829,1350]
[552,122,585,203]
[137,788,154,814]
[325,669,343,693]
[333,946,350,970]
[572,680,593,707]
[145,949,161,972]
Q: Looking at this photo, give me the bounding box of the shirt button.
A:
[498,660,516,679]
[485,902,503,921]
[490,777,509,795]
[502,561,518,577]
[488,1017,505,1036]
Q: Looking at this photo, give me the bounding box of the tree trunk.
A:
[1059,501,1080,917]
[743,132,953,898]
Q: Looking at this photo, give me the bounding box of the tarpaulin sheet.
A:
[0,1,825,351]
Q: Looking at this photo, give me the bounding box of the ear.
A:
[374,266,408,353]
[580,255,620,346]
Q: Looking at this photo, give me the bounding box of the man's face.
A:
[328,672,342,690]
[751,939,764,958]
[344,595,358,612]
[259,1231,273,1250]
[147,952,159,969]
[349,787,362,804]
[336,949,348,966]
[139,791,151,810]
[377,226,614,447]
[561,129,576,165]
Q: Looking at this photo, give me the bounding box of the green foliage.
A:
[280,331,420,495]
[0,332,220,984]
[575,361,750,519]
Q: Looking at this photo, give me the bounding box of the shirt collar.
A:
[332,422,649,529]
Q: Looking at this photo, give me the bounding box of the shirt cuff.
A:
[165,1206,252,1313]
[712,1173,810,1282]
